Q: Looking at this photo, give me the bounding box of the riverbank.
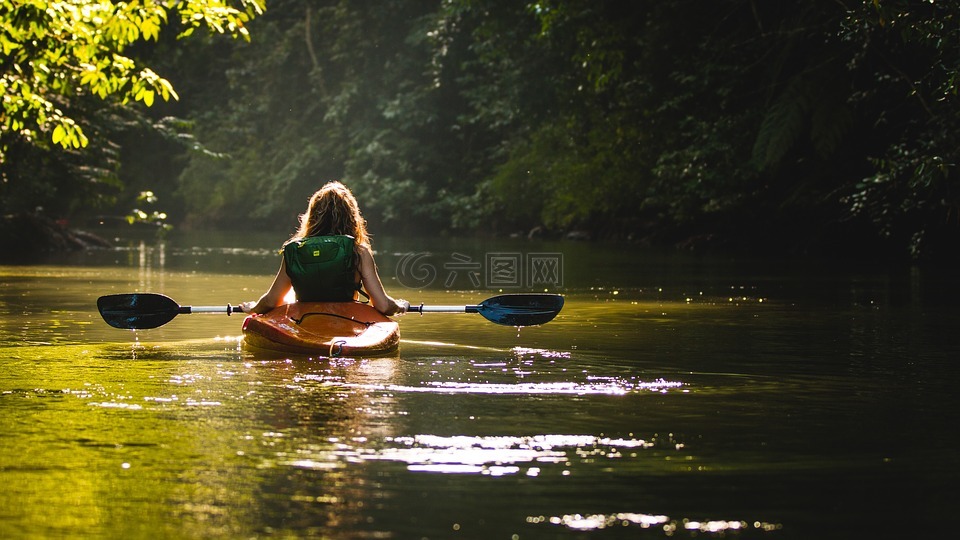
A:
[0,213,111,262]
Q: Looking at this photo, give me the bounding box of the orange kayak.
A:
[241,302,399,356]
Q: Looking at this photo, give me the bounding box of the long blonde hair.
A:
[292,181,370,247]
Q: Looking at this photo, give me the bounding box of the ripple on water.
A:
[530,512,782,536]
[323,377,683,395]
[277,432,687,476]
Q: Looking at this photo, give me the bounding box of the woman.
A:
[240,181,408,316]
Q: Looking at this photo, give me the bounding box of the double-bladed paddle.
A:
[97,293,564,330]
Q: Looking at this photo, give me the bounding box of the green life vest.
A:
[282,235,360,302]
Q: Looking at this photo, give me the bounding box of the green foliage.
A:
[0,0,263,216]
[126,190,172,237]
[7,0,959,260]
[163,0,960,258]
[0,93,127,216]
[1,0,261,155]
[173,1,354,226]
[175,0,481,232]
[836,0,960,258]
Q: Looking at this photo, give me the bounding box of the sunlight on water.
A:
[88,401,144,410]
[531,512,783,536]
[292,346,686,395]
[277,433,681,476]
[510,346,571,359]
[323,377,683,395]
[400,338,505,353]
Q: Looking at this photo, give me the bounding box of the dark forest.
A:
[3,0,958,261]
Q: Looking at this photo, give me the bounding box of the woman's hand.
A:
[239,301,258,314]
[395,299,410,315]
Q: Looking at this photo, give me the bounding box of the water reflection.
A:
[329,378,683,395]
[536,512,783,535]
[3,233,960,539]
[134,240,165,295]
[318,433,669,474]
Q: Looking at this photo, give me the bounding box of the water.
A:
[2,231,959,539]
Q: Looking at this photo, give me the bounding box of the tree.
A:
[86,0,959,260]
[838,0,960,259]
[175,0,448,231]
[0,0,263,213]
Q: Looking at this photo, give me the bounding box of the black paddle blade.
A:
[476,294,564,326]
[97,293,181,330]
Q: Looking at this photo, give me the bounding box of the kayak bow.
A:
[241,302,399,357]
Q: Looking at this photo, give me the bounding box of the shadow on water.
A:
[2,231,960,538]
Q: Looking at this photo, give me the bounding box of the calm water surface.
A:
[1,231,959,539]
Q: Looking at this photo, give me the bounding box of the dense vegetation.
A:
[3,0,958,260]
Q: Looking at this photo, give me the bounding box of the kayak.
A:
[241,302,399,356]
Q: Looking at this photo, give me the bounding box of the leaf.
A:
[751,77,815,171]
[52,125,66,144]
[811,102,853,159]
[159,79,180,101]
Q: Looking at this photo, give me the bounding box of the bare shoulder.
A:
[356,243,374,259]
[356,243,376,269]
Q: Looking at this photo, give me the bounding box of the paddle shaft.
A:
[409,304,481,314]
[187,304,470,314]
[181,305,244,314]
[185,304,473,314]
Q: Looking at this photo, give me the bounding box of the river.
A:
[1,230,958,539]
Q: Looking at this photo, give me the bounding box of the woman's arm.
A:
[358,245,408,316]
[240,258,293,314]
